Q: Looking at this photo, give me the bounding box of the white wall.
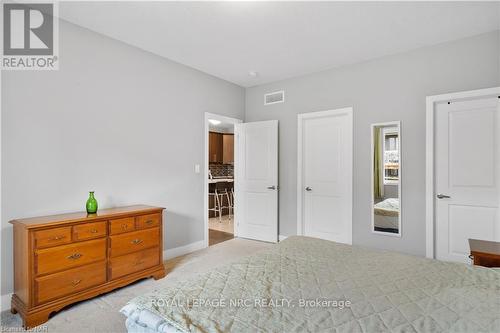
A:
[245,31,500,256]
[1,20,244,297]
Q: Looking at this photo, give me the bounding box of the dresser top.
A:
[9,205,165,229]
[469,238,500,256]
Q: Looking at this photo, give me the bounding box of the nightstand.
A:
[469,239,500,268]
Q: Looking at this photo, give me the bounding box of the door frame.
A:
[204,112,243,248]
[296,107,353,243]
[425,87,500,259]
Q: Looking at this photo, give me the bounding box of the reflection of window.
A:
[383,129,399,185]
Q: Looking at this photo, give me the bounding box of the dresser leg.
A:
[11,295,49,329]
[10,297,18,314]
[23,309,52,330]
[152,269,166,280]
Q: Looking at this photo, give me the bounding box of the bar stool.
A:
[228,186,235,219]
[208,186,222,222]
[216,182,232,222]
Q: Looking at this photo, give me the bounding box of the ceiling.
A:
[58,2,500,87]
[209,121,234,133]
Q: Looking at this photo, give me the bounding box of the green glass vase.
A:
[86,191,98,214]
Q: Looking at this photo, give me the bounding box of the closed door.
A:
[435,96,500,263]
[235,120,278,243]
[298,108,353,244]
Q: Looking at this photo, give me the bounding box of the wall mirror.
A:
[371,121,401,236]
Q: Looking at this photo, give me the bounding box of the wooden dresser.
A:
[469,238,500,268]
[10,205,166,328]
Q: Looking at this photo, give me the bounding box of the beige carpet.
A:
[0,238,272,333]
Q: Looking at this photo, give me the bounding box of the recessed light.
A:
[248,71,259,77]
[209,119,221,125]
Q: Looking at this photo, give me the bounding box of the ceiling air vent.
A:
[264,90,285,105]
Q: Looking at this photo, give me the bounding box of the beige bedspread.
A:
[128,236,500,333]
[374,198,399,217]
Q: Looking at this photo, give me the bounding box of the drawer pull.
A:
[121,224,129,230]
[131,239,143,245]
[49,235,66,241]
[67,253,82,260]
[134,260,145,266]
[90,229,98,234]
[72,279,82,286]
[145,220,154,225]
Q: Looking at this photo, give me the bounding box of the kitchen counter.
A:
[208,178,234,184]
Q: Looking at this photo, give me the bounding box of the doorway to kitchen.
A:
[204,113,242,247]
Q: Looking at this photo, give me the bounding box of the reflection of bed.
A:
[121,236,500,333]
[374,198,399,231]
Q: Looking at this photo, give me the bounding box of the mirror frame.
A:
[370,121,402,237]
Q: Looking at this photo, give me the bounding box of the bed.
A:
[121,236,500,333]
[374,198,399,232]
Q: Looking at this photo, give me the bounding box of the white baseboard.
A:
[163,240,206,260]
[279,235,288,242]
[1,293,11,313]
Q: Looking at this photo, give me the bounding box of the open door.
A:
[234,120,278,243]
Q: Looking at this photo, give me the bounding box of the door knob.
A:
[267,185,277,190]
[305,187,312,191]
[436,194,451,199]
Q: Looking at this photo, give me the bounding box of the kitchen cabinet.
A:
[223,134,234,164]
[209,132,234,164]
[209,132,223,163]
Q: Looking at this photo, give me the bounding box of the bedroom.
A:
[1,1,499,332]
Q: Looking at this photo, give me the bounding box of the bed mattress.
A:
[374,198,399,217]
[122,236,500,333]
[374,213,399,230]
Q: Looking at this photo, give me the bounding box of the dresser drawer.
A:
[34,227,72,249]
[109,247,160,280]
[73,221,107,241]
[109,228,159,257]
[109,217,135,235]
[136,213,161,230]
[35,262,106,304]
[35,238,106,275]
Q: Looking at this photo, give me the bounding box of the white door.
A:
[298,108,353,244]
[234,120,278,243]
[435,96,500,263]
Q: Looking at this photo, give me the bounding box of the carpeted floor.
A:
[0,238,272,333]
